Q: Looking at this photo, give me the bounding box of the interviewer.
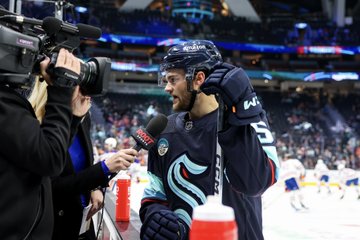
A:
[29,78,138,240]
[0,49,84,240]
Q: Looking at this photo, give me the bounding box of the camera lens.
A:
[78,57,111,96]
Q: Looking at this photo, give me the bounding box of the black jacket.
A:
[52,114,110,240]
[0,84,73,240]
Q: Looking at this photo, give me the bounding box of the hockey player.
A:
[139,40,279,240]
[281,155,308,211]
[314,159,331,194]
[337,164,360,200]
[97,137,117,163]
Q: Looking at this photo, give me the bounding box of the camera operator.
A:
[0,48,85,240]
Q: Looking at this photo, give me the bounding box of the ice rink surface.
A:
[262,183,360,240]
[130,181,360,240]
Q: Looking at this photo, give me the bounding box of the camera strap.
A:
[51,67,80,87]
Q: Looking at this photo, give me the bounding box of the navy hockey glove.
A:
[201,62,263,126]
[140,210,187,240]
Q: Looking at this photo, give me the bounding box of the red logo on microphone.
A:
[133,128,155,149]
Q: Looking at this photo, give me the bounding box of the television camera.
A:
[0,7,110,96]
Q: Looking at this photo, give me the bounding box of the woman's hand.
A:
[40,48,81,86]
[72,90,91,117]
[86,189,104,221]
[104,148,138,173]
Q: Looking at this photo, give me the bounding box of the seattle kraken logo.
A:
[167,154,209,227]
[157,138,169,156]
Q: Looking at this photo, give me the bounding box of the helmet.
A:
[337,163,345,170]
[158,40,223,89]
[317,159,324,164]
[104,137,117,149]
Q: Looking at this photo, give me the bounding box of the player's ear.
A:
[194,71,206,86]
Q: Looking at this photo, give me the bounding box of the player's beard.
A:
[172,90,192,112]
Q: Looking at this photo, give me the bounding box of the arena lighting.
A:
[295,22,308,29]
[263,73,273,80]
[75,6,88,13]
[304,72,359,81]
[111,62,158,72]
[98,36,107,42]
[332,72,359,81]
[298,46,341,54]
[298,46,355,55]
[157,38,185,46]
[99,33,360,54]
[110,35,121,44]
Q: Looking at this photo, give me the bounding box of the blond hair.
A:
[28,77,48,123]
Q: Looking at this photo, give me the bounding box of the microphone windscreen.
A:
[42,17,62,35]
[76,23,102,39]
[146,114,168,137]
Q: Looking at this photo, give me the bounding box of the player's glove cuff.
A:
[140,210,187,240]
[228,92,263,126]
[177,218,188,240]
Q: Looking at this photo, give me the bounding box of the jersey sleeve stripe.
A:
[141,198,169,206]
[268,158,276,186]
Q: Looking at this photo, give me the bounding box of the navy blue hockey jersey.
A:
[140,109,279,240]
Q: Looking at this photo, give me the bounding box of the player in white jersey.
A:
[314,159,331,194]
[337,164,360,200]
[97,137,118,163]
[281,156,308,210]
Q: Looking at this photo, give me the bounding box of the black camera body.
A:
[0,24,39,75]
[0,10,110,96]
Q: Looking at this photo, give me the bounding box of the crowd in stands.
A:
[90,90,360,171]
[80,7,360,46]
[88,9,181,37]
[2,1,359,46]
[265,90,360,170]
[90,93,171,166]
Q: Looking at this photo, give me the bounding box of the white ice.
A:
[262,183,360,240]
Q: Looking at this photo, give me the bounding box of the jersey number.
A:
[251,121,274,145]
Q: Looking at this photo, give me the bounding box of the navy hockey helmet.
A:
[158,40,223,89]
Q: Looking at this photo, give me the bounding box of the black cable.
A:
[95,187,125,240]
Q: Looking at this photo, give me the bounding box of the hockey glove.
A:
[200,62,263,126]
[140,210,187,240]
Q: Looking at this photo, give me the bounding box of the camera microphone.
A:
[0,14,101,40]
[42,17,101,39]
[76,23,102,39]
[131,114,168,151]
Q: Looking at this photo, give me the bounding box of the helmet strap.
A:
[185,70,200,112]
[186,89,198,112]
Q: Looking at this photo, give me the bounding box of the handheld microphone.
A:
[131,114,168,151]
[108,114,168,179]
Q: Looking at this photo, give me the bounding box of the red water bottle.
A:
[190,195,238,240]
[116,173,131,221]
